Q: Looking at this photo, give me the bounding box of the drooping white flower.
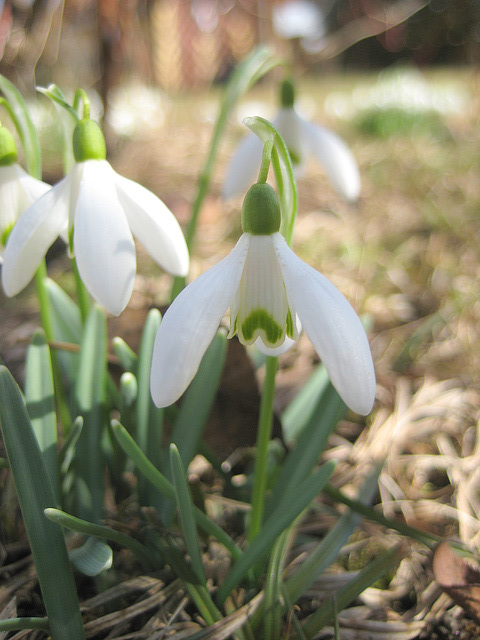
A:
[223,80,360,203]
[151,183,375,415]
[0,126,50,262]
[2,118,189,315]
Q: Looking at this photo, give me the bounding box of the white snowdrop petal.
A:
[254,335,296,356]
[273,108,306,167]
[273,233,375,415]
[1,176,69,296]
[222,134,263,199]
[14,165,51,210]
[301,120,361,202]
[150,234,250,407]
[73,161,136,316]
[114,173,189,277]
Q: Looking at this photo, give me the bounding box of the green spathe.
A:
[241,183,281,236]
[0,126,18,166]
[73,119,107,162]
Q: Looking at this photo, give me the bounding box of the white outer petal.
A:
[222,134,263,199]
[113,172,189,277]
[272,233,375,415]
[13,164,51,209]
[150,234,250,407]
[273,108,306,168]
[300,120,361,202]
[1,176,69,296]
[73,161,136,316]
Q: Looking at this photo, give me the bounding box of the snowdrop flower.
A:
[0,125,50,262]
[223,79,361,202]
[151,182,375,415]
[2,117,189,315]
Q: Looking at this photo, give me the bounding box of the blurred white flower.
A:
[0,163,50,261]
[2,119,189,315]
[151,184,374,414]
[223,105,361,203]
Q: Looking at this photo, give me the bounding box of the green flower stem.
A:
[247,355,279,542]
[35,262,71,432]
[257,140,273,184]
[71,256,91,324]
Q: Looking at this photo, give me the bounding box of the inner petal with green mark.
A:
[229,234,296,349]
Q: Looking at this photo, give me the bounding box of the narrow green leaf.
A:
[69,537,113,576]
[0,366,85,640]
[0,74,41,178]
[281,363,330,444]
[243,116,298,245]
[170,444,207,586]
[111,420,241,560]
[25,330,58,502]
[285,467,381,603]
[74,306,108,522]
[135,309,164,507]
[301,544,405,638]
[0,618,51,633]
[263,527,294,640]
[112,336,138,374]
[266,383,346,519]
[45,507,153,571]
[171,331,227,470]
[45,278,82,383]
[216,461,336,605]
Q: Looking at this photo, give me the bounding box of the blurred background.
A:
[1,0,479,100]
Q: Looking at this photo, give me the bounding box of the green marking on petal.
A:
[286,308,294,338]
[1,221,14,247]
[287,147,301,166]
[240,309,283,345]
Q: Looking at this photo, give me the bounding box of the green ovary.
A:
[240,309,284,345]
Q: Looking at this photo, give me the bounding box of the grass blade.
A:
[266,383,346,519]
[0,74,41,178]
[170,444,207,586]
[301,544,406,638]
[25,330,58,502]
[111,420,242,559]
[74,305,107,522]
[45,507,154,571]
[135,309,164,507]
[0,366,85,640]
[216,462,336,605]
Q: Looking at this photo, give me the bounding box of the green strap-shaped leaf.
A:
[135,309,164,508]
[0,74,42,179]
[216,461,336,605]
[25,330,58,502]
[266,383,346,519]
[74,305,107,522]
[0,366,85,640]
[170,444,207,586]
[244,116,298,245]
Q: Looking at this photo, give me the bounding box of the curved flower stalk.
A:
[0,125,50,261]
[223,79,361,203]
[2,118,189,316]
[151,182,375,415]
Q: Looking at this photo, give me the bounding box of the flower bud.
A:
[241,183,281,236]
[72,119,106,162]
[280,79,295,109]
[0,126,18,166]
